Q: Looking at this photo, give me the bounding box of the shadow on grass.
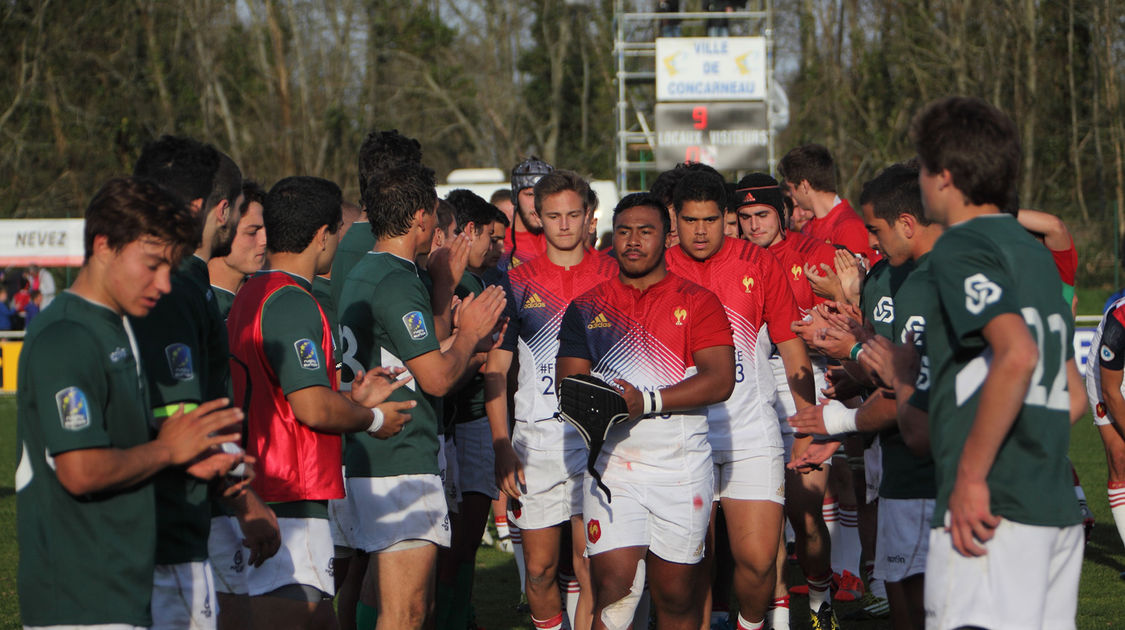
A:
[1083,525,1125,576]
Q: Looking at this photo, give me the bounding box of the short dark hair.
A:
[533,170,594,215]
[205,152,242,212]
[910,96,1020,209]
[492,207,510,227]
[613,192,670,236]
[778,144,837,193]
[240,180,267,213]
[364,162,437,240]
[446,189,497,235]
[133,135,220,205]
[436,199,456,234]
[859,164,931,227]
[264,176,343,254]
[489,189,512,206]
[83,176,200,264]
[650,162,722,208]
[672,170,727,213]
[357,129,423,197]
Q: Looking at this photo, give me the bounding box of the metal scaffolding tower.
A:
[613,0,776,195]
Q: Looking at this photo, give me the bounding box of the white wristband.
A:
[367,407,385,434]
[652,388,663,415]
[642,390,653,415]
[821,400,858,436]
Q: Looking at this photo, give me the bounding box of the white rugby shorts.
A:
[508,426,587,530]
[712,448,785,504]
[873,497,932,583]
[582,469,713,565]
[925,515,1082,630]
[208,516,249,595]
[246,517,334,598]
[151,560,217,630]
[347,474,451,552]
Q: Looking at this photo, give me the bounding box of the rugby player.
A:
[131,136,280,629]
[893,97,1084,629]
[208,181,267,319]
[16,176,244,628]
[734,173,841,629]
[206,178,268,628]
[338,161,506,630]
[664,171,816,630]
[504,157,552,270]
[557,192,735,630]
[486,170,618,630]
[777,144,879,264]
[227,176,414,629]
[789,164,944,630]
[1087,294,1125,560]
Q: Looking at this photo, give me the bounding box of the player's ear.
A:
[413,207,427,231]
[898,213,916,238]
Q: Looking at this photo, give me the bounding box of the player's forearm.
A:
[289,386,375,433]
[777,339,815,410]
[483,350,513,443]
[955,343,1036,484]
[896,400,931,456]
[854,393,898,433]
[418,333,478,397]
[1066,359,1086,425]
[656,347,735,411]
[55,443,176,496]
[1102,379,1125,436]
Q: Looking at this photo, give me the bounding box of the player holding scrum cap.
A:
[557,192,735,630]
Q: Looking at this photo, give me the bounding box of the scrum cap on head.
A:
[511,156,553,199]
[735,172,788,231]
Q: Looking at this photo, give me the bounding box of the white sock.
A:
[735,613,764,630]
[821,498,840,574]
[558,571,579,628]
[495,513,511,539]
[512,524,527,594]
[1109,482,1125,548]
[768,597,790,630]
[807,572,833,611]
[833,503,862,577]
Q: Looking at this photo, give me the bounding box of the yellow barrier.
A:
[1,340,22,392]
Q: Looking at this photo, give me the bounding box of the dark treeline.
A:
[2,0,1124,284]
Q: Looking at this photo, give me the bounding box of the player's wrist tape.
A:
[849,343,864,361]
[367,407,385,434]
[642,389,664,416]
[821,400,858,435]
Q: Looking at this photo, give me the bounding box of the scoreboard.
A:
[654,102,768,170]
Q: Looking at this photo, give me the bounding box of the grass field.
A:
[2,393,1124,629]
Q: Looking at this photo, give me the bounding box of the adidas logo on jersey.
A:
[587,313,612,329]
[523,293,546,309]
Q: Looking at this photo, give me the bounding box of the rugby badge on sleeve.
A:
[402,310,429,340]
[294,339,321,370]
[55,387,91,431]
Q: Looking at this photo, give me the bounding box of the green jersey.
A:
[880,254,937,500]
[338,251,441,477]
[130,255,227,563]
[448,272,487,426]
[925,214,1079,528]
[17,292,157,626]
[312,275,340,366]
[212,284,236,319]
[330,220,375,310]
[860,258,915,340]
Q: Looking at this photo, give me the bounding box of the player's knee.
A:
[525,557,559,592]
[596,559,645,630]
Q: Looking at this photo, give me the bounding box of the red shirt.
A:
[558,272,732,477]
[802,198,880,263]
[766,230,838,312]
[503,229,547,271]
[666,238,800,452]
[1051,235,1077,286]
[227,273,344,503]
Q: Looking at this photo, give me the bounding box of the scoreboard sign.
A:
[655,37,767,102]
[654,102,769,170]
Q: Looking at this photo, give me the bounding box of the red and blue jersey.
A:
[666,238,800,453]
[558,272,733,480]
[500,250,619,449]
